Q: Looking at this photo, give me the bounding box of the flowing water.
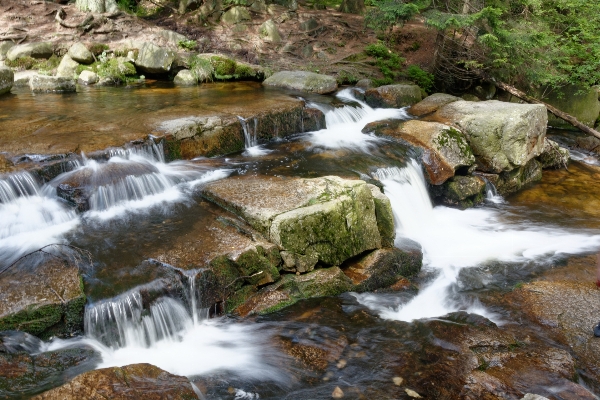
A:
[3,85,600,398]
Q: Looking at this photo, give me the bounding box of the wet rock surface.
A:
[0,66,13,95]
[263,70,338,94]
[29,75,76,93]
[32,363,197,399]
[364,84,422,108]
[0,257,86,339]
[408,92,461,117]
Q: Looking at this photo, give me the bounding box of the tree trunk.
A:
[76,0,118,13]
[338,0,365,14]
[490,79,600,140]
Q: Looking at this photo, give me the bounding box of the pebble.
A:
[392,376,403,386]
[405,388,422,398]
[336,359,347,369]
[332,386,344,399]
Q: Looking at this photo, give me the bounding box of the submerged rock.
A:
[429,100,547,173]
[0,66,14,95]
[32,363,197,399]
[6,42,53,61]
[202,175,390,267]
[0,257,86,339]
[408,93,461,117]
[263,70,338,94]
[364,119,475,185]
[365,84,422,108]
[29,75,76,93]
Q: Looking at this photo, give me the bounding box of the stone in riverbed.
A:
[134,42,175,74]
[263,70,338,94]
[408,92,461,117]
[0,66,14,95]
[364,119,475,185]
[31,363,197,399]
[364,84,422,108]
[537,138,569,169]
[67,42,93,65]
[173,69,197,86]
[78,70,98,85]
[202,175,388,267]
[437,175,486,208]
[6,42,53,61]
[0,258,86,339]
[56,55,79,79]
[429,100,547,173]
[29,75,76,93]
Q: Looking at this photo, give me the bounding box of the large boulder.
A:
[75,0,118,13]
[221,6,251,24]
[201,175,393,267]
[6,42,53,61]
[67,42,93,65]
[408,93,461,117]
[134,42,175,74]
[364,119,475,185]
[29,75,76,93]
[32,363,197,399]
[0,66,14,95]
[0,42,15,61]
[429,100,547,173]
[263,70,338,94]
[365,84,422,108]
[173,69,197,86]
[0,258,86,339]
[537,84,600,129]
[56,55,79,79]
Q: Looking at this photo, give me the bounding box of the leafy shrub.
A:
[406,64,434,93]
[364,42,404,84]
[178,40,198,51]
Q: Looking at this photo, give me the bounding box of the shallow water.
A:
[2,86,600,399]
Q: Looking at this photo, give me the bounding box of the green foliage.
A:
[5,55,61,72]
[407,64,434,92]
[178,40,198,51]
[365,0,429,32]
[211,56,237,78]
[88,43,109,56]
[337,70,360,85]
[189,56,214,82]
[365,42,405,85]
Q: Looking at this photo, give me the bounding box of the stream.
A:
[2,84,600,399]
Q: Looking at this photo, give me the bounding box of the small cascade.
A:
[305,88,411,151]
[0,171,40,203]
[107,140,166,164]
[482,177,504,204]
[354,159,600,322]
[238,116,258,148]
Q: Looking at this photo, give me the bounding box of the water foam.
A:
[355,160,600,322]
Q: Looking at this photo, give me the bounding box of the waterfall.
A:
[0,171,40,203]
[305,88,411,151]
[355,159,600,322]
[238,116,271,157]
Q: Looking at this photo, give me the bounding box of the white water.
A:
[0,172,79,265]
[305,88,410,151]
[238,116,271,157]
[355,160,600,322]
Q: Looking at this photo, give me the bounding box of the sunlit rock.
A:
[67,43,93,65]
[29,75,76,93]
[263,70,338,94]
[134,42,175,74]
[56,55,79,79]
[6,42,53,61]
[408,93,460,117]
[0,66,13,95]
[365,84,422,108]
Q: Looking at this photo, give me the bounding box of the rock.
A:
[6,42,53,61]
[97,57,137,84]
[249,0,267,13]
[78,70,98,85]
[13,70,39,87]
[280,251,318,273]
[0,66,14,95]
[263,70,338,94]
[157,29,188,48]
[0,257,86,338]
[355,79,374,90]
[364,119,475,185]
[438,175,486,208]
[461,93,480,101]
[173,69,198,86]
[32,363,197,399]
[300,18,319,32]
[365,84,422,108]
[75,0,118,13]
[0,331,99,398]
[29,75,76,93]
[392,376,404,386]
[259,19,282,42]
[221,6,251,24]
[0,41,15,61]
[493,158,542,195]
[368,184,396,247]
[521,395,550,400]
[429,100,547,173]
[134,42,175,74]
[537,138,569,169]
[408,93,461,117]
[405,388,422,398]
[67,43,93,65]
[235,266,353,315]
[202,175,385,266]
[338,0,365,14]
[332,386,344,398]
[56,55,79,79]
[343,247,422,292]
[538,84,600,129]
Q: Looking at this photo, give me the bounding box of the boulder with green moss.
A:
[365,84,422,108]
[78,70,98,85]
[56,55,79,79]
[202,175,393,269]
[263,70,338,94]
[173,69,197,86]
[134,42,175,74]
[429,100,547,173]
[0,258,86,339]
[29,75,76,93]
[0,67,13,95]
[436,175,486,208]
[364,119,475,185]
[6,42,53,61]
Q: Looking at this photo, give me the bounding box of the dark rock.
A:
[437,175,486,208]
[263,70,338,94]
[0,66,13,96]
[365,84,422,108]
[408,93,461,117]
[537,138,569,169]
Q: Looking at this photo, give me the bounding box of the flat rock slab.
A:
[408,93,461,117]
[263,70,338,94]
[32,363,197,399]
[0,258,86,338]
[365,84,422,108]
[202,175,394,267]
